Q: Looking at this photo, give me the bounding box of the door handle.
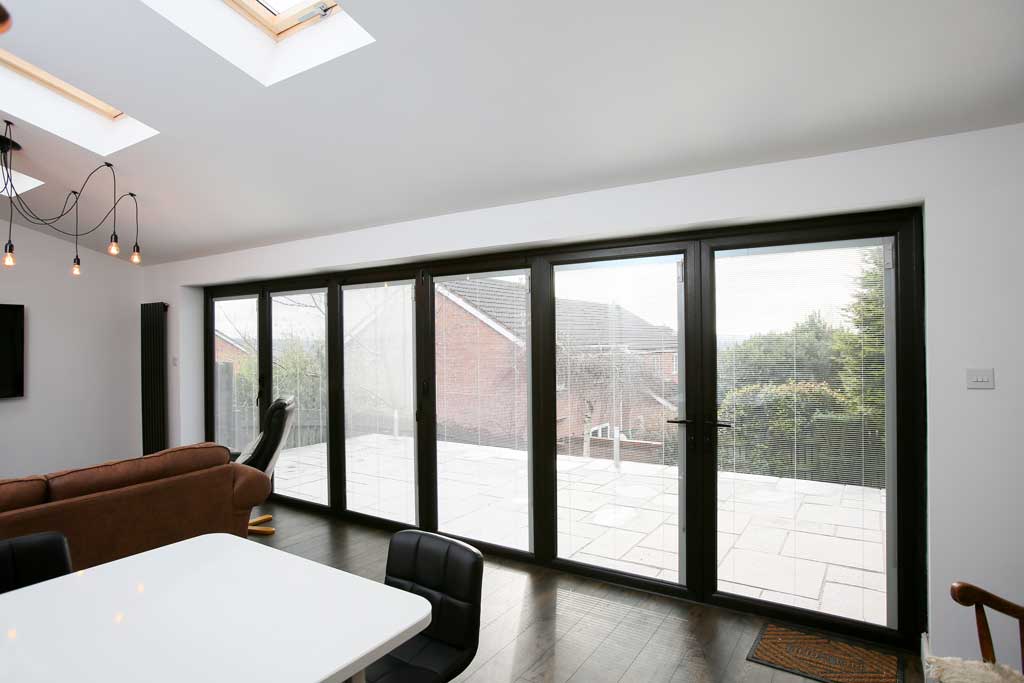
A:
[667,418,732,428]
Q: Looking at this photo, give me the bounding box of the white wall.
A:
[144,121,1024,668]
[0,227,143,477]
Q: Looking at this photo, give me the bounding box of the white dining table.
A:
[0,533,432,683]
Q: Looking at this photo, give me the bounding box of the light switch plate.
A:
[966,368,995,390]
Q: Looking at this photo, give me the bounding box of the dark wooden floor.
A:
[250,501,923,683]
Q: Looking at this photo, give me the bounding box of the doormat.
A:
[747,623,904,683]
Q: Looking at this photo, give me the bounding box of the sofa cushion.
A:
[46,443,230,502]
[0,476,47,513]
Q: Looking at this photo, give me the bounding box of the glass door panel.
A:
[212,295,260,453]
[554,255,687,583]
[435,270,532,551]
[271,289,329,505]
[714,239,895,626]
[342,281,418,524]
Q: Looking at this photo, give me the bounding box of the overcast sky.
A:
[214,240,883,346]
[555,242,880,338]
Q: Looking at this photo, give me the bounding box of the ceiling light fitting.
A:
[1,120,144,274]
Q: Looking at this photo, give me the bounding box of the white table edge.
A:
[325,608,433,682]
[0,533,434,683]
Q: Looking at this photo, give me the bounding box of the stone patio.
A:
[275,433,889,626]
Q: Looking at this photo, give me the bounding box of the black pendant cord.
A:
[110,162,117,241]
[1,121,126,234]
[131,192,139,247]
[3,149,114,229]
[1,120,143,263]
[37,193,135,239]
[6,169,12,243]
[73,195,79,259]
[1,126,105,226]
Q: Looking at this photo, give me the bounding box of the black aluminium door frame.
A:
[415,268,439,532]
[203,207,925,650]
[420,255,535,552]
[265,278,336,509]
[428,261,537,553]
[532,239,704,592]
[697,209,926,649]
[204,282,270,443]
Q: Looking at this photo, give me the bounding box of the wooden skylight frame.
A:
[0,49,124,120]
[223,0,340,41]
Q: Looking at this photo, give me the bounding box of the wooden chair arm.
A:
[951,582,1024,619]
[950,581,1024,665]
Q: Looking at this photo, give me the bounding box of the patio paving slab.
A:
[820,581,887,623]
[734,525,789,554]
[273,434,890,627]
[577,528,646,560]
[718,548,826,599]
[582,504,668,534]
[782,530,885,572]
[798,502,881,529]
[638,524,679,553]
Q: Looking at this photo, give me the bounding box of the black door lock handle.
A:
[666,418,732,428]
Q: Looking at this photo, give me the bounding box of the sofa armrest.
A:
[230,463,271,510]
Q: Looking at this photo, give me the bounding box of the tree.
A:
[831,249,887,486]
[269,294,328,449]
[717,312,841,395]
[718,381,850,477]
[833,249,886,416]
[272,334,327,448]
[715,248,888,485]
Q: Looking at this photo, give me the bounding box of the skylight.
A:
[1,170,43,197]
[0,49,123,120]
[260,1,316,15]
[223,0,339,41]
[140,0,374,87]
[0,50,158,156]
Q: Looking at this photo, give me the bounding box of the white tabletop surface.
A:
[0,533,432,682]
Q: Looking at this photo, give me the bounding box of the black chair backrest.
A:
[385,530,484,651]
[238,396,296,475]
[0,532,72,595]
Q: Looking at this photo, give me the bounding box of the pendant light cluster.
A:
[1,120,143,275]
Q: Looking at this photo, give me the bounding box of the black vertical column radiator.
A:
[140,302,169,455]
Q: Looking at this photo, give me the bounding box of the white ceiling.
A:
[2,0,1023,264]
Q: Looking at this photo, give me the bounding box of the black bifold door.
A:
[206,209,925,647]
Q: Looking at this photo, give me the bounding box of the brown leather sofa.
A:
[0,442,270,570]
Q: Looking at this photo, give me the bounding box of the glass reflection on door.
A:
[435,270,532,551]
[714,239,896,626]
[271,289,329,505]
[555,254,687,584]
[212,295,259,453]
[342,281,418,525]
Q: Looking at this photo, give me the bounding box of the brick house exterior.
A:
[214,331,250,366]
[434,278,680,462]
[435,281,531,451]
[213,331,256,449]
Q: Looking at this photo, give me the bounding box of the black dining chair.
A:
[363,530,484,683]
[0,532,72,595]
[230,396,297,536]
